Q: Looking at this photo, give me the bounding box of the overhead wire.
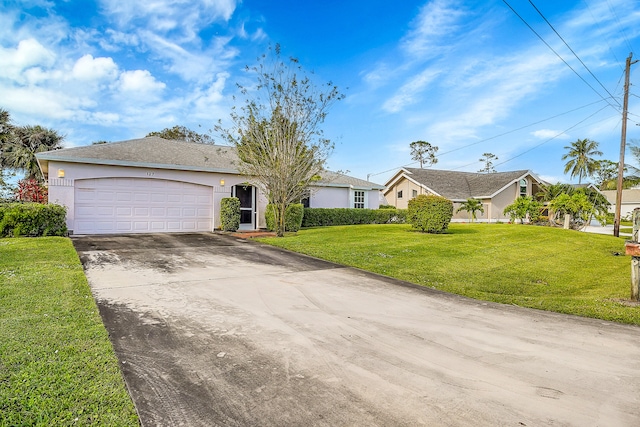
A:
[502,0,621,111]
[605,0,635,54]
[528,0,621,107]
[492,105,610,168]
[582,0,624,71]
[366,99,609,178]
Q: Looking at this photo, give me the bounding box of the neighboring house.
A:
[601,189,640,219]
[384,168,544,222]
[35,137,384,234]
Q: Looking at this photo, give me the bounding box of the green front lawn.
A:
[259,224,640,325]
[0,238,138,426]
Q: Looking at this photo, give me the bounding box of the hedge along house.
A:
[36,137,384,234]
[384,168,545,222]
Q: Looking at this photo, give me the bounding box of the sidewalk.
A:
[581,224,632,238]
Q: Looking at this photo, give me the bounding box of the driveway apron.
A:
[72,233,640,427]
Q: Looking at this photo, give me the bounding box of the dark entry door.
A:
[233,185,255,230]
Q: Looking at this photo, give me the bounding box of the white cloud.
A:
[98,0,237,39]
[531,129,571,140]
[382,68,441,113]
[72,54,119,81]
[117,69,166,95]
[401,0,466,59]
[0,38,56,81]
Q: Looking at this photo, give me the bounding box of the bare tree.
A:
[217,45,344,236]
[410,140,438,168]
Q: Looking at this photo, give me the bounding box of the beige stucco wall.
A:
[383,177,431,209]
[384,174,537,222]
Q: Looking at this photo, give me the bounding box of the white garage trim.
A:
[74,178,213,234]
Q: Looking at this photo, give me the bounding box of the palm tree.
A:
[456,198,484,222]
[2,125,64,181]
[561,138,602,184]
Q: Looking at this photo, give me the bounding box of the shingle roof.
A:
[402,167,535,200]
[36,136,383,189]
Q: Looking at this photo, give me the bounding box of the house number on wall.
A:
[146,172,155,177]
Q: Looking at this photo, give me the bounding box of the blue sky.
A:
[2,0,640,185]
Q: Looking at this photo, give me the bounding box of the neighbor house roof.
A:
[36,136,384,190]
[385,167,542,200]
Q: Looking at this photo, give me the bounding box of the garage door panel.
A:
[116,207,132,216]
[74,178,213,234]
[116,192,132,202]
[134,207,150,217]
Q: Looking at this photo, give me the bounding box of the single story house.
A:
[35,137,384,234]
[383,167,544,222]
[601,188,640,219]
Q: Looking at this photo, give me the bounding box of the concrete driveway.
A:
[73,233,640,426]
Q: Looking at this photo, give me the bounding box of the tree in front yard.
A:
[456,198,484,222]
[217,44,344,237]
[503,196,542,224]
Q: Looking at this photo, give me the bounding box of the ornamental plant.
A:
[407,194,453,233]
[220,197,240,231]
[15,179,47,203]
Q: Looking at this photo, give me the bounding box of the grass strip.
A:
[0,237,138,426]
[259,224,640,325]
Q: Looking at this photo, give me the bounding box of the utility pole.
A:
[614,53,637,237]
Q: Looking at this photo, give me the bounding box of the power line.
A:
[492,104,610,168]
[436,99,608,157]
[605,0,635,54]
[366,99,608,179]
[528,0,621,107]
[581,0,624,71]
[502,0,621,111]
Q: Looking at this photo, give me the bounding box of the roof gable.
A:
[389,168,539,200]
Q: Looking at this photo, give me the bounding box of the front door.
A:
[233,185,255,230]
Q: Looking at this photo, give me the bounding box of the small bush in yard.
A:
[220,197,240,231]
[407,195,453,233]
[266,203,304,232]
[285,203,304,232]
[0,203,67,237]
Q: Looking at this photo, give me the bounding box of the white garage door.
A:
[74,178,213,234]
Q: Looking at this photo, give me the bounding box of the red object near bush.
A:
[15,179,48,203]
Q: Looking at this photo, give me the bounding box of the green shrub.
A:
[378,204,396,209]
[407,195,453,233]
[266,203,305,232]
[0,203,67,237]
[285,203,304,232]
[302,208,407,227]
[265,204,276,231]
[220,197,240,232]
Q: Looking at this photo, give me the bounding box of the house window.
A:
[397,190,403,199]
[354,190,365,209]
[519,179,527,197]
[300,190,310,208]
[412,189,418,198]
